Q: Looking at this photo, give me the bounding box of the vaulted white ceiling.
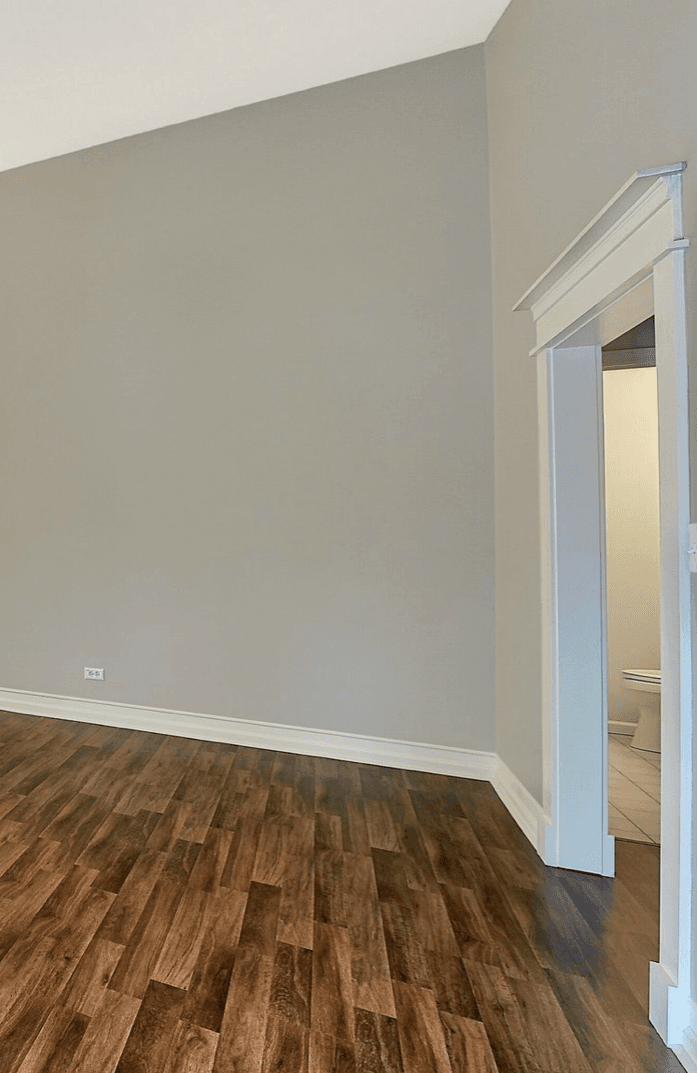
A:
[2,0,510,173]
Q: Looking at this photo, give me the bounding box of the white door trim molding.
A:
[514,163,694,1055]
[536,341,615,876]
[516,163,687,350]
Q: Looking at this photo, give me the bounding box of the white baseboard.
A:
[490,756,548,856]
[671,993,697,1073]
[608,719,638,735]
[649,960,674,1042]
[0,687,497,783]
[673,1044,697,1073]
[648,960,697,1070]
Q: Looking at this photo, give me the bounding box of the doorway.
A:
[514,163,693,1055]
[602,317,661,848]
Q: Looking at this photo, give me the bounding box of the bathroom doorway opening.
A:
[514,164,693,1052]
[601,317,662,850]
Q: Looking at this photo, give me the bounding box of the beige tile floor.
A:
[608,734,660,844]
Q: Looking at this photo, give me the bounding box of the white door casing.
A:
[537,341,614,875]
[514,163,694,1057]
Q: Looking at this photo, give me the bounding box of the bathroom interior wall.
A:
[603,367,660,728]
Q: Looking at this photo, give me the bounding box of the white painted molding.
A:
[0,686,497,782]
[490,757,548,856]
[673,996,697,1073]
[608,719,638,735]
[673,1044,697,1073]
[514,163,688,352]
[649,956,676,1041]
[514,163,686,311]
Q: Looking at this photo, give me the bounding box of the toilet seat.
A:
[623,669,661,686]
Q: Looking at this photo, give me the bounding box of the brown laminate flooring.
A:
[0,709,684,1073]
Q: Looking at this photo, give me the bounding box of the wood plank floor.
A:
[0,709,684,1073]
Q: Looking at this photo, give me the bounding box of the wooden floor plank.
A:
[219,815,265,892]
[309,1028,356,1073]
[212,881,282,1073]
[151,886,210,989]
[188,826,235,893]
[16,1005,90,1073]
[165,1018,218,1073]
[146,799,193,853]
[345,854,395,1018]
[439,1011,499,1073]
[96,847,167,945]
[0,710,683,1073]
[107,876,187,998]
[114,979,186,1073]
[311,922,355,1044]
[66,988,142,1073]
[59,935,125,1016]
[392,981,452,1073]
[0,881,114,1072]
[354,1008,404,1073]
[269,941,312,1027]
[182,886,247,1033]
[464,961,544,1073]
[262,1015,310,1073]
[364,798,400,852]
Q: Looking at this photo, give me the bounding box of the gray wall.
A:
[0,47,495,751]
[485,0,697,801]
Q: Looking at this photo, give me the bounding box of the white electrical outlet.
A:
[84,667,105,681]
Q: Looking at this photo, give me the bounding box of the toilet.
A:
[622,668,661,752]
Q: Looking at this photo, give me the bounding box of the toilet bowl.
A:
[622,669,661,752]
